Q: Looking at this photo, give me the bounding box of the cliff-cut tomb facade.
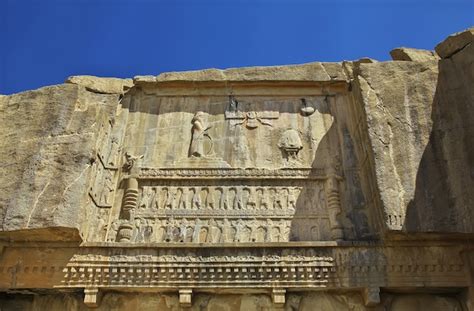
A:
[0,28,473,310]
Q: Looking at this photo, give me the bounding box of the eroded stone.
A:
[435,26,474,58]
[390,47,439,61]
[66,75,133,94]
[0,27,472,311]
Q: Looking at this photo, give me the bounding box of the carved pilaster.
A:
[121,178,138,219]
[324,171,344,241]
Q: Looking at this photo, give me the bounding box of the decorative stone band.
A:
[60,258,334,289]
[52,246,467,290]
[0,245,469,291]
[132,210,321,217]
[138,167,342,180]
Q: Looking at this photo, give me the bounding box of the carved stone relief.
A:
[85,94,350,244]
[136,185,301,212]
[225,97,280,129]
[279,128,303,166]
[89,147,118,209]
[110,217,292,243]
[4,32,473,308]
[189,111,213,158]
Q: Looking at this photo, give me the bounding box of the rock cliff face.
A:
[0,28,473,310]
[0,84,121,241]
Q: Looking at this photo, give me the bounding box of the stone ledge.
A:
[390,47,439,62]
[134,62,348,85]
[435,26,474,58]
[65,75,133,94]
[81,241,344,248]
[1,244,467,291]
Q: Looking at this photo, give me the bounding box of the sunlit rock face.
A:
[0,27,473,310]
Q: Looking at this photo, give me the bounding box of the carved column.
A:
[120,152,143,220]
[325,167,344,241]
[114,152,142,243]
[121,177,138,219]
[116,222,134,242]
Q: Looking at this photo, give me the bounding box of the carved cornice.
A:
[60,257,335,289]
[0,244,468,291]
[138,167,339,180]
[132,210,322,218]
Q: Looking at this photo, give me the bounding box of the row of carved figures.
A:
[109,218,292,243]
[138,186,304,211]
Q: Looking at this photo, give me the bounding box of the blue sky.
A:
[1,0,473,95]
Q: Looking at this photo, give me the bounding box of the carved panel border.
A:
[138,168,335,180]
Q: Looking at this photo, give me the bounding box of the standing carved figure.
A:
[164,217,175,242]
[179,188,189,209]
[192,187,201,209]
[151,188,160,209]
[107,220,120,242]
[172,188,183,210]
[189,111,213,158]
[139,187,152,209]
[222,218,232,242]
[235,187,244,210]
[247,187,257,209]
[206,188,215,209]
[260,188,271,210]
[208,218,221,243]
[288,187,298,210]
[99,173,114,206]
[165,187,174,209]
[179,218,189,242]
[275,188,285,210]
[213,187,223,210]
[160,188,169,210]
[224,187,236,210]
[154,219,166,242]
[133,218,145,242]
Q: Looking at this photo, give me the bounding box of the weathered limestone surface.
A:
[0,84,119,240]
[135,61,348,84]
[410,26,474,233]
[0,292,465,311]
[0,28,473,310]
[435,26,474,58]
[351,26,474,234]
[351,60,439,233]
[66,75,133,94]
[389,47,439,62]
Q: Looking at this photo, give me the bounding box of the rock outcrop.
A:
[0,84,122,241]
[0,27,473,310]
[389,47,439,62]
